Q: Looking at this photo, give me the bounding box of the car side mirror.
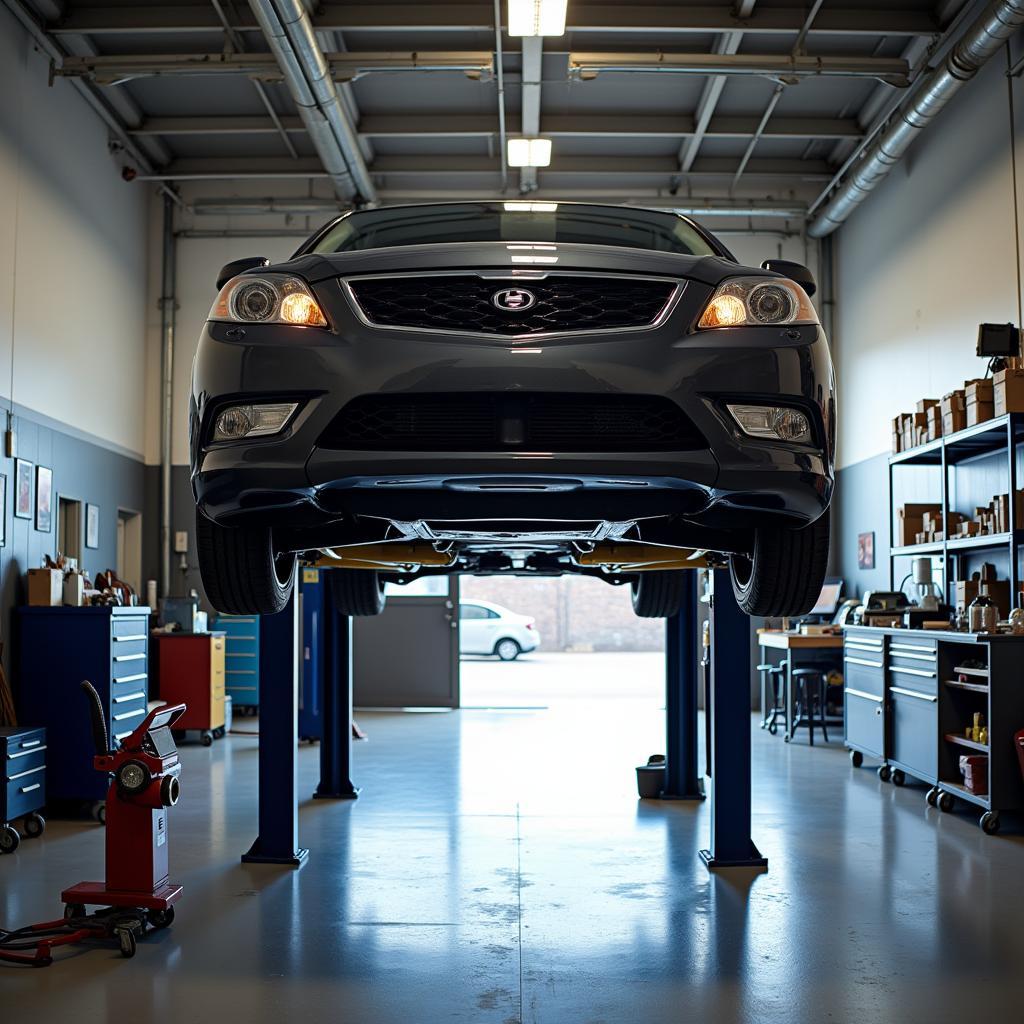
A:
[216,256,270,290]
[760,259,816,297]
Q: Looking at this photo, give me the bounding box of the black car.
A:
[191,202,834,619]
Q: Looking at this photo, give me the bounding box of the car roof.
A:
[462,599,512,615]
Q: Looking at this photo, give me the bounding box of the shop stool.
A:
[787,668,829,746]
[757,662,787,735]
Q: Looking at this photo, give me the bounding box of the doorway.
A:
[117,508,143,592]
[57,496,82,563]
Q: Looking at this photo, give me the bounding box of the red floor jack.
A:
[0,683,186,967]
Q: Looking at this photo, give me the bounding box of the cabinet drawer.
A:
[4,771,45,819]
[890,686,938,781]
[111,639,147,663]
[844,657,884,699]
[111,616,149,638]
[887,665,937,696]
[845,690,884,758]
[111,671,148,695]
[110,696,148,740]
[5,743,46,779]
[0,728,46,755]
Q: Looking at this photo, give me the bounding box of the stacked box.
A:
[892,415,903,454]
[966,378,994,426]
[960,755,988,795]
[993,368,1024,417]
[925,404,943,442]
[897,502,942,546]
[941,389,967,435]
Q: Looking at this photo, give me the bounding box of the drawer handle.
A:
[113,634,147,643]
[890,643,935,654]
[19,783,41,794]
[226,669,256,675]
[19,739,42,749]
[845,687,883,703]
[112,691,146,704]
[112,708,146,722]
[7,745,48,760]
[890,652,935,663]
[8,764,45,781]
[845,656,883,669]
[114,672,147,684]
[113,653,146,663]
[890,686,937,702]
[890,666,935,679]
[846,641,883,653]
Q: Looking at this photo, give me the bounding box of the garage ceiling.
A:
[7,0,975,218]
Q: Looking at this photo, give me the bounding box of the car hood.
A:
[270,242,746,287]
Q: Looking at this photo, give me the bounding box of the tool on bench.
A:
[0,683,186,966]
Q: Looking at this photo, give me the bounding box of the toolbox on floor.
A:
[1,726,47,853]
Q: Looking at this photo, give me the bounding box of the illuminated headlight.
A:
[727,404,812,444]
[208,274,328,328]
[212,402,298,443]
[698,276,818,329]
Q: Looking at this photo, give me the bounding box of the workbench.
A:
[844,625,1024,833]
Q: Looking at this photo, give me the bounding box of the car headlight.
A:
[209,274,328,328]
[697,276,818,329]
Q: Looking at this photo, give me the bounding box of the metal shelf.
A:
[944,732,989,753]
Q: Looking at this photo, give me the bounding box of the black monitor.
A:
[977,323,1020,358]
[809,577,844,617]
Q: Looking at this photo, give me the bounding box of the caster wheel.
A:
[148,907,175,929]
[850,750,864,768]
[213,727,225,739]
[91,801,107,825]
[64,903,86,920]
[925,788,939,808]
[117,928,137,958]
[891,769,906,787]
[23,812,45,838]
[200,731,214,747]
[937,790,955,813]
[877,765,891,782]
[0,824,21,854]
[980,811,1001,835]
[768,722,778,736]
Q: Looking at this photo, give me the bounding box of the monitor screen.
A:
[809,580,843,616]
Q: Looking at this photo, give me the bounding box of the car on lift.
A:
[191,201,834,619]
[459,600,540,661]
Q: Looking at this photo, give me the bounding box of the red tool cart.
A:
[152,633,226,746]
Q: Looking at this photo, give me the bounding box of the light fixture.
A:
[212,402,299,443]
[508,0,567,37]
[726,404,812,445]
[503,201,559,212]
[507,137,552,167]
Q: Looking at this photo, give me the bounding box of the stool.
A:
[787,668,829,745]
[757,663,787,735]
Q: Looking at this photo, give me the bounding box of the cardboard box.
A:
[965,378,993,403]
[891,415,903,454]
[63,572,86,607]
[967,399,994,426]
[960,755,988,796]
[916,398,939,414]
[27,568,63,607]
[897,503,941,546]
[994,368,1024,417]
[926,405,943,442]
[941,389,967,435]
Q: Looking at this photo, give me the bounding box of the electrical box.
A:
[174,530,189,554]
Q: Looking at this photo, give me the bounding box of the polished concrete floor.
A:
[4,692,1024,1022]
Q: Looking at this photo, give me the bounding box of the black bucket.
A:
[636,763,666,799]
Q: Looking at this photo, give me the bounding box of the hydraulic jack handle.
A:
[81,680,111,758]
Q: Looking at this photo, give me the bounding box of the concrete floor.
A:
[4,692,1024,1021]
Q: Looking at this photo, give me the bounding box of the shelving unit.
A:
[889,412,1024,606]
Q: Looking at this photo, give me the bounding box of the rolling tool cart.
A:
[1,726,46,853]
[212,614,260,716]
[152,632,226,745]
[0,684,185,966]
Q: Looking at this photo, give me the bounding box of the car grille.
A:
[319,393,704,452]
[345,274,678,337]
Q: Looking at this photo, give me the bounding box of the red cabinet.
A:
[152,634,226,742]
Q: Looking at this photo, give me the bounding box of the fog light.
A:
[212,402,298,442]
[727,404,812,444]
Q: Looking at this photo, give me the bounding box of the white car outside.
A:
[460,600,540,660]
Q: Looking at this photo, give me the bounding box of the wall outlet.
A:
[174,530,189,553]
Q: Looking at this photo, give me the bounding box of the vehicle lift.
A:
[245,566,764,873]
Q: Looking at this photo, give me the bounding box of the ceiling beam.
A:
[130,113,862,140]
[47,5,940,38]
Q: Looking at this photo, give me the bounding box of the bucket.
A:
[636,763,666,799]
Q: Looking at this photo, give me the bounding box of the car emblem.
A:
[491,287,536,312]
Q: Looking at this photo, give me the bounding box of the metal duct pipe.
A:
[248,0,377,204]
[159,193,177,599]
[808,0,1024,238]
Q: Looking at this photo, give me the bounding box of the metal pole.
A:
[493,0,508,191]
[159,192,176,599]
[663,574,705,799]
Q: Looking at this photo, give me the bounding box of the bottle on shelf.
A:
[968,588,998,633]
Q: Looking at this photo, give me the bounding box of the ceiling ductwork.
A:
[248,0,377,205]
[808,0,1024,238]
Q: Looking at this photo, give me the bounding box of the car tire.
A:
[196,511,296,615]
[729,512,830,617]
[329,569,386,616]
[630,571,685,618]
[494,638,521,661]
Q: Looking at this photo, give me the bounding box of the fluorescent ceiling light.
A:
[508,0,567,37]
[507,138,552,167]
[503,201,559,212]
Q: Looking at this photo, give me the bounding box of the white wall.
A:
[0,10,149,456]
[834,56,1022,470]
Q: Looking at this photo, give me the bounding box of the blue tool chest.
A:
[2,726,47,824]
[16,606,150,803]
[212,614,260,712]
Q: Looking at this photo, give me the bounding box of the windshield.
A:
[307,203,721,257]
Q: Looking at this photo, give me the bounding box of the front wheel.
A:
[729,513,830,617]
[196,510,296,615]
[630,571,685,618]
[329,569,386,616]
[495,638,521,662]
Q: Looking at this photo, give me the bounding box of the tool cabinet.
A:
[1,726,47,853]
[151,633,226,746]
[211,614,260,715]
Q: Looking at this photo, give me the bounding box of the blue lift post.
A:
[314,573,359,800]
[662,572,705,800]
[242,591,309,867]
[700,568,767,872]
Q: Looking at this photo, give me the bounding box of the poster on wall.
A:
[14,459,32,519]
[86,503,100,549]
[35,466,53,533]
[857,531,875,570]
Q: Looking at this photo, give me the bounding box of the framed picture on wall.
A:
[0,474,6,546]
[35,466,53,533]
[14,459,32,519]
[857,531,875,570]
[86,503,100,549]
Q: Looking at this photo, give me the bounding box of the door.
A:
[117,509,143,593]
[353,576,460,708]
